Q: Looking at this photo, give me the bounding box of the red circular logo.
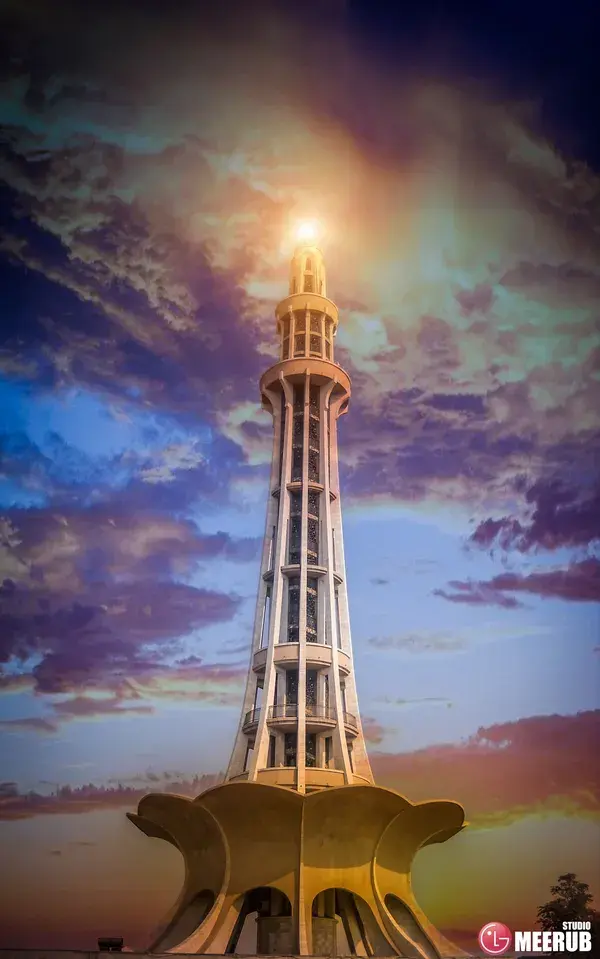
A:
[478,922,513,956]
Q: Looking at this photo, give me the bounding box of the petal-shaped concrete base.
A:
[127,781,469,958]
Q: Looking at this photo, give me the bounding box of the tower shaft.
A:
[226,244,373,792]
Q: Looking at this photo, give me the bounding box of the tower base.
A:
[127,781,469,958]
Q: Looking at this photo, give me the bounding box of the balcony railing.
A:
[343,710,358,730]
[243,707,261,728]
[267,704,336,722]
[248,705,357,728]
[306,705,335,722]
[268,703,298,720]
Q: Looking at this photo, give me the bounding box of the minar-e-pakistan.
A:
[128,224,469,959]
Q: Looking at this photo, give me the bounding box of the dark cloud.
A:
[471,480,600,553]
[0,505,247,699]
[435,558,600,605]
[433,580,524,608]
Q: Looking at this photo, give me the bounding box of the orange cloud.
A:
[371,710,600,826]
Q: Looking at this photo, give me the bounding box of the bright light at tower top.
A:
[295,220,320,244]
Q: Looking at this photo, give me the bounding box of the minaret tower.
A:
[128,226,469,959]
[226,226,373,793]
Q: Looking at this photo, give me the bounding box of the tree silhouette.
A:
[537,873,600,957]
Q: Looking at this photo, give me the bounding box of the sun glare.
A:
[295,220,319,243]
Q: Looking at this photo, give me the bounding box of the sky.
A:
[0,0,599,954]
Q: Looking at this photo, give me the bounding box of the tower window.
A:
[306,732,317,767]
[306,669,318,715]
[278,396,286,485]
[324,735,332,767]
[309,334,322,356]
[294,311,306,333]
[308,489,320,517]
[304,275,313,293]
[260,588,272,648]
[305,258,312,271]
[294,333,305,355]
[310,312,321,332]
[287,579,300,643]
[307,517,319,566]
[281,316,290,360]
[292,413,303,482]
[286,669,298,705]
[325,339,331,359]
[289,492,302,565]
[309,384,320,414]
[308,415,320,449]
[268,735,276,768]
[284,732,297,767]
[292,278,297,294]
[306,577,318,640]
[308,448,319,483]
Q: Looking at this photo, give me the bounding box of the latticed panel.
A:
[284,732,297,766]
[306,577,318,640]
[309,384,320,414]
[307,489,320,518]
[308,415,320,449]
[308,448,320,482]
[305,732,317,767]
[287,579,300,642]
[281,316,291,360]
[294,310,306,333]
[278,395,286,486]
[289,515,302,565]
[307,517,319,565]
[292,414,303,482]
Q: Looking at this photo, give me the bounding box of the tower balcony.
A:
[252,643,352,675]
[267,703,337,733]
[263,563,343,586]
[243,704,357,736]
[343,710,359,734]
[242,707,261,732]
[259,357,351,401]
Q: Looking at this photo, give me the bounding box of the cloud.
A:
[369,624,553,654]
[0,717,58,734]
[3,711,598,827]
[0,0,598,522]
[371,710,600,826]
[0,772,223,821]
[435,558,600,606]
[369,632,468,654]
[376,696,453,710]
[433,581,524,608]
[471,480,600,554]
[361,716,392,744]
[0,504,251,709]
